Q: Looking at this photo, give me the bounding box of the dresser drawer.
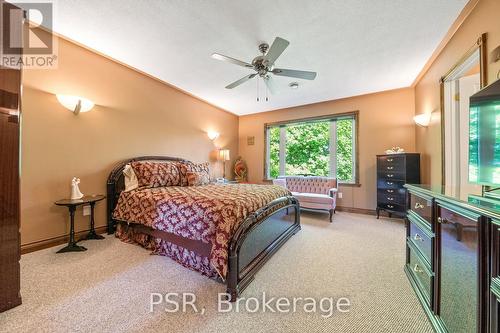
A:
[377,192,406,205]
[378,187,406,196]
[378,155,405,169]
[410,193,433,223]
[378,202,405,213]
[408,217,432,264]
[377,179,406,190]
[407,246,432,306]
[377,171,406,181]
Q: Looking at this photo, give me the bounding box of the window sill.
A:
[263,178,361,187]
[338,182,361,187]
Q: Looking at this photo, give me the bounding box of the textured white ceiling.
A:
[20,0,468,115]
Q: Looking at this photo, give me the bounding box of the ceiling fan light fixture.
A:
[289,82,299,89]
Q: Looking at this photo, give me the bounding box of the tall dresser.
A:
[376,153,420,218]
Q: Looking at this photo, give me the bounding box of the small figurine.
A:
[234,156,248,183]
[385,146,405,154]
[71,177,84,200]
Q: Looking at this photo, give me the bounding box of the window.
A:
[265,112,357,183]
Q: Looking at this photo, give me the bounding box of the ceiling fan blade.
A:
[264,37,290,66]
[225,73,257,89]
[211,53,253,68]
[272,68,317,80]
[264,75,276,94]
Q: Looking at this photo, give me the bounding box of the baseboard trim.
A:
[336,206,377,216]
[21,226,108,254]
[21,207,375,253]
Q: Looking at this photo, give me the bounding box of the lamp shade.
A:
[56,95,94,114]
[413,113,432,127]
[218,149,230,161]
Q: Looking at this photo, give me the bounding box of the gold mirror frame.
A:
[439,33,487,186]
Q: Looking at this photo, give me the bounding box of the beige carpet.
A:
[0,212,432,333]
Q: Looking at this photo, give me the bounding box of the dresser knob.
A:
[388,197,394,201]
[387,166,394,170]
[387,174,394,178]
[438,217,447,224]
[387,182,394,185]
[387,158,393,162]
[387,189,394,193]
[414,233,423,242]
[387,204,394,209]
[413,263,423,274]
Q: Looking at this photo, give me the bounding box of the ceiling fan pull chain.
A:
[266,80,269,102]
[256,77,260,102]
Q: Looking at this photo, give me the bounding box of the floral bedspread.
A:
[113,183,290,279]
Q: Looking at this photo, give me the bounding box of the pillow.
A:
[177,162,210,186]
[123,164,139,192]
[130,161,181,188]
[186,171,210,186]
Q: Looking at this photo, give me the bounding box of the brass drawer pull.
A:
[387,166,394,170]
[414,233,423,242]
[387,197,394,201]
[387,174,394,178]
[387,182,394,185]
[387,204,394,209]
[413,263,423,274]
[387,189,394,193]
[387,158,394,162]
[414,202,424,210]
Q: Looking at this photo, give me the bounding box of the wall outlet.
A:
[83,205,91,216]
[338,192,343,199]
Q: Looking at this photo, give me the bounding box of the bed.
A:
[106,156,300,300]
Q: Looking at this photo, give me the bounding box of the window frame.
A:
[263,111,360,185]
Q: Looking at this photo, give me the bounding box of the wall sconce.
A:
[207,131,220,141]
[56,95,95,115]
[414,113,432,127]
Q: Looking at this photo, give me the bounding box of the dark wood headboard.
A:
[106,156,189,234]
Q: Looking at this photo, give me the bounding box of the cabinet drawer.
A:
[408,218,432,264]
[410,193,432,223]
[407,247,432,306]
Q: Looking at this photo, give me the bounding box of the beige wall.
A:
[239,88,416,211]
[21,34,238,246]
[415,0,500,185]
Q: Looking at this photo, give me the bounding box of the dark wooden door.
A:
[0,0,23,313]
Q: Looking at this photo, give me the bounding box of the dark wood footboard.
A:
[106,156,301,301]
[227,196,300,301]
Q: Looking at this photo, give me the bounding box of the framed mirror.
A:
[440,33,487,197]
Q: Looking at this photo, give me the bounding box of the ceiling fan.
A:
[211,37,317,93]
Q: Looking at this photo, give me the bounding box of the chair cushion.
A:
[292,192,334,205]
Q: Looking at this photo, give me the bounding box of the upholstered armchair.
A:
[272,176,338,222]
